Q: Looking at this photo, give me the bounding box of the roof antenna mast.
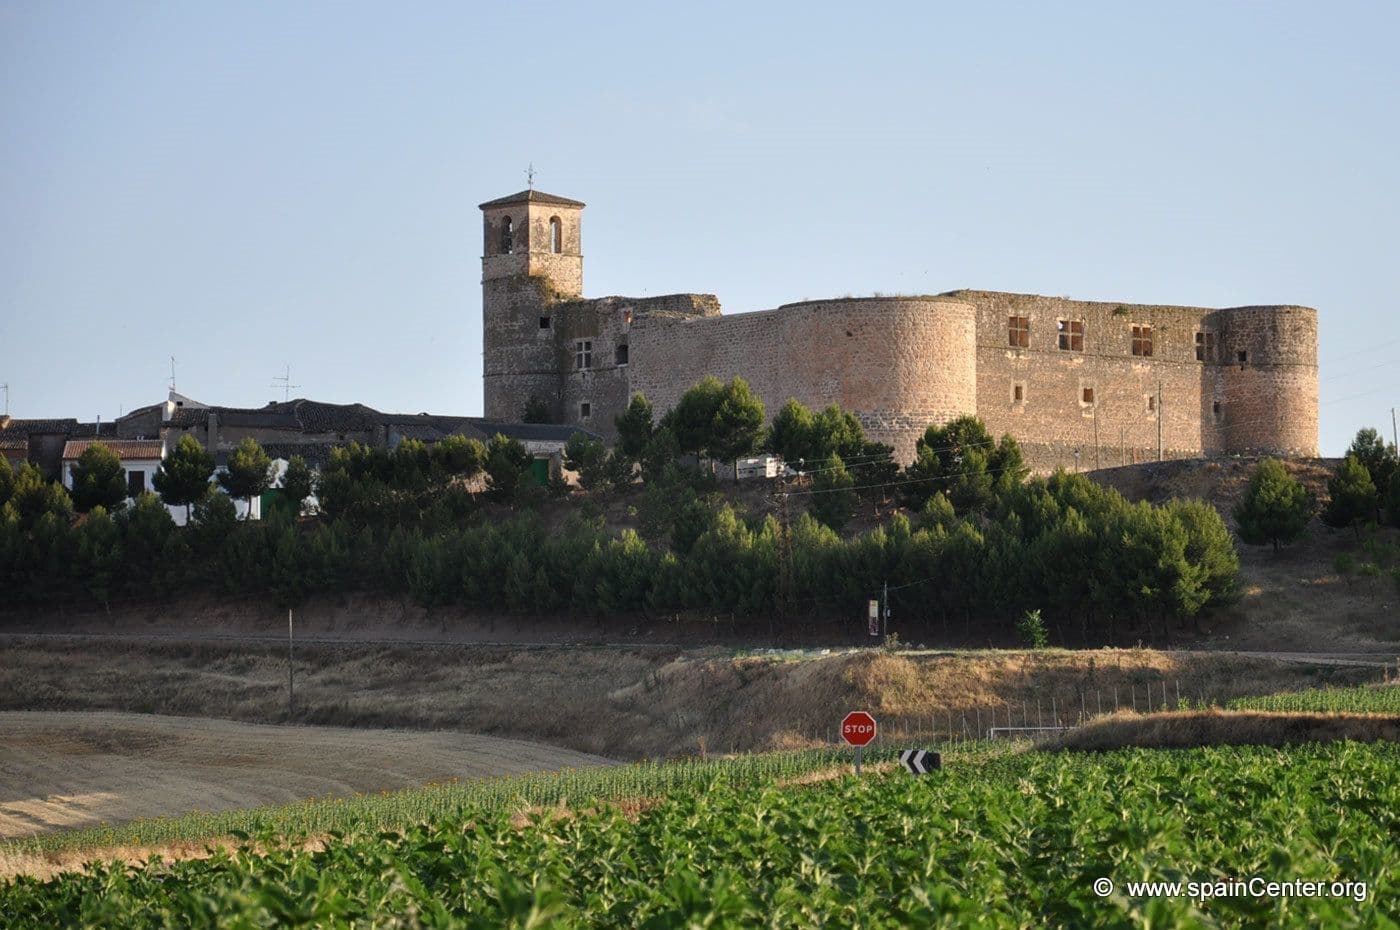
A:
[0,383,8,416]
[272,365,301,403]
[169,356,177,393]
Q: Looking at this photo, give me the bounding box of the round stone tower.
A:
[1220,305,1318,455]
[479,189,585,421]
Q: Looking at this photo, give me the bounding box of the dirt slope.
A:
[0,711,613,839]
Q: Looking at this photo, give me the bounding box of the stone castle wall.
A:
[629,297,979,460]
[480,192,1318,468]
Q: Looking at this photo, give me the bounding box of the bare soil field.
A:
[0,711,613,839]
[0,638,1377,760]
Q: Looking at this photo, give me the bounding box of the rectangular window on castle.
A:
[1081,386,1095,406]
[1008,316,1030,348]
[615,343,629,366]
[1057,320,1084,351]
[580,402,591,420]
[539,316,552,330]
[1012,382,1025,405]
[1132,325,1153,357]
[1195,331,1214,361]
[575,340,592,370]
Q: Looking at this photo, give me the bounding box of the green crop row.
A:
[5,742,1396,928]
[1227,684,1400,714]
[2,746,940,857]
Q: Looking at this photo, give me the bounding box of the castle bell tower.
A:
[479,188,585,421]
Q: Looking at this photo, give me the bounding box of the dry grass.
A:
[0,639,1373,761]
[1045,708,1400,752]
[0,711,612,840]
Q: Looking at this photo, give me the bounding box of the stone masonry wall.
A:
[629,297,979,460]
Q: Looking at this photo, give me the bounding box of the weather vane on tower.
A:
[527,163,535,189]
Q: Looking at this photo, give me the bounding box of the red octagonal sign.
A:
[841,711,877,747]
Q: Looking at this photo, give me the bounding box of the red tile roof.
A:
[61,440,164,460]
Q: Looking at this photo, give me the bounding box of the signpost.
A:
[867,600,880,637]
[842,710,877,775]
[899,748,941,775]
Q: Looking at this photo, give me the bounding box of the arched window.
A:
[549,216,562,254]
[500,216,514,254]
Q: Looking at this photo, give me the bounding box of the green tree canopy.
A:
[807,453,857,531]
[708,376,766,464]
[1321,455,1377,533]
[1345,428,1398,497]
[68,442,127,513]
[217,438,273,519]
[661,376,725,456]
[432,434,487,479]
[7,463,73,530]
[485,433,533,502]
[0,462,13,509]
[614,393,655,461]
[564,431,610,491]
[1233,457,1314,552]
[281,455,314,513]
[903,415,1028,513]
[153,434,215,521]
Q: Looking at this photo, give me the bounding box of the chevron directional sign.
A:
[899,749,941,775]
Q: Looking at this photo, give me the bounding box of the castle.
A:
[480,189,1319,470]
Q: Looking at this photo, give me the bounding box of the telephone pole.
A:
[0,383,8,416]
[1392,407,1397,451]
[1156,382,1164,462]
[288,608,295,719]
[1093,403,1100,470]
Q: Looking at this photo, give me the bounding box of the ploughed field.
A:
[0,712,613,839]
[4,740,1396,928]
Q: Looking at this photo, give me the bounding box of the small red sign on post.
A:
[842,711,877,747]
[842,711,877,776]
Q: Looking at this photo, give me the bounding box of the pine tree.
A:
[1233,457,1314,552]
[154,434,215,521]
[1322,455,1377,535]
[614,393,655,461]
[68,442,128,513]
[708,376,766,468]
[808,453,857,531]
[485,433,533,502]
[218,438,273,519]
[281,455,314,515]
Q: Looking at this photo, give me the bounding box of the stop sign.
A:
[841,711,877,747]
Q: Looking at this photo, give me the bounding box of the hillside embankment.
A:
[0,637,1375,759]
[1046,708,1400,751]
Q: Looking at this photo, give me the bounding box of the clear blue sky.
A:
[2,1,1396,454]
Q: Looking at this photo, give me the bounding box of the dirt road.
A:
[0,711,614,838]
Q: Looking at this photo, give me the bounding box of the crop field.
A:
[4,742,1396,928]
[2,747,882,858]
[1228,684,1400,714]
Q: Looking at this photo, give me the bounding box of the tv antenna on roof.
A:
[1,383,8,416]
[526,162,536,189]
[272,365,301,402]
[169,356,177,392]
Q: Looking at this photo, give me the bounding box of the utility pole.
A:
[882,579,889,645]
[1093,403,1100,470]
[1156,382,1164,462]
[0,383,8,416]
[288,608,295,719]
[1392,407,1397,451]
[774,474,795,641]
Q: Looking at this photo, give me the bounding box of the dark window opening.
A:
[1213,400,1223,420]
[1012,383,1024,403]
[575,340,592,370]
[1131,324,1153,357]
[1237,350,1248,364]
[1082,386,1095,405]
[615,343,629,366]
[580,402,591,420]
[1008,316,1030,348]
[539,316,551,330]
[1057,319,1084,351]
[500,216,514,254]
[1195,331,1215,362]
[549,216,562,254]
[1146,394,1156,413]
[127,469,145,497]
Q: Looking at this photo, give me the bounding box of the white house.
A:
[61,439,165,504]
